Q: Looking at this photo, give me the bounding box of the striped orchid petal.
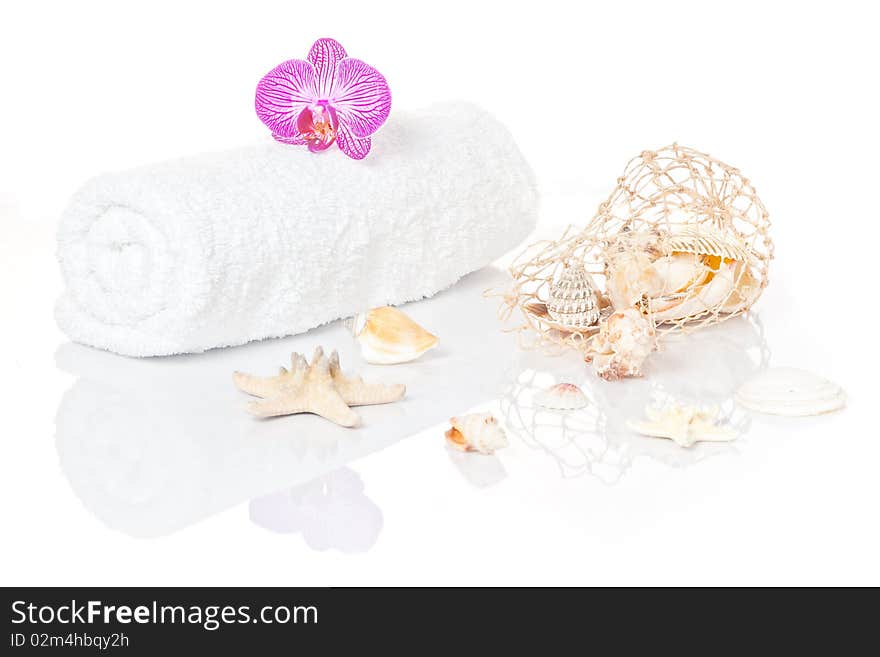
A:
[308,37,348,99]
[337,125,371,160]
[330,58,392,139]
[255,59,318,138]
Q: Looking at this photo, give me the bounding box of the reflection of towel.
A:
[56,103,537,357]
[55,268,518,538]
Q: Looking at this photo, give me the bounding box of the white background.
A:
[1,0,878,585]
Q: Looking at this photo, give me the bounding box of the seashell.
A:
[648,252,707,296]
[735,368,846,416]
[522,301,604,337]
[648,256,740,321]
[546,263,600,328]
[534,383,589,410]
[646,227,760,321]
[606,249,664,311]
[626,403,737,448]
[445,413,508,455]
[350,306,438,365]
[720,263,761,313]
[659,225,750,262]
[606,225,761,322]
[585,307,656,380]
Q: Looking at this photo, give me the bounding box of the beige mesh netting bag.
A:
[502,144,773,369]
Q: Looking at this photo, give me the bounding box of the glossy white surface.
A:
[53,268,514,539]
[2,0,878,585]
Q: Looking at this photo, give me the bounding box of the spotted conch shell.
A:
[351,306,438,365]
[445,413,508,455]
[585,308,656,380]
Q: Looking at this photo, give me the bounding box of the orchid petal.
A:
[337,125,371,160]
[255,59,318,138]
[308,38,347,99]
[330,58,391,139]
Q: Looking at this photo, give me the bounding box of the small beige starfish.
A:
[233,346,406,428]
[626,403,737,448]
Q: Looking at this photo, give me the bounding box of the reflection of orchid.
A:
[249,468,383,554]
[255,37,391,160]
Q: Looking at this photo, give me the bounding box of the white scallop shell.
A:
[534,383,588,410]
[546,264,600,328]
[735,368,846,416]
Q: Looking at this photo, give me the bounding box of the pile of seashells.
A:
[231,144,845,450]
[506,144,774,380]
[504,143,845,443]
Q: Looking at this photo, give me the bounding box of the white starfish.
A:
[626,403,737,448]
[233,347,406,428]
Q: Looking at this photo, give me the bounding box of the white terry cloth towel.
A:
[56,102,538,357]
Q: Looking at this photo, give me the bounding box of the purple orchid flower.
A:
[255,38,391,160]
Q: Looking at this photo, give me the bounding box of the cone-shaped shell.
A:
[352,306,438,365]
[546,263,600,328]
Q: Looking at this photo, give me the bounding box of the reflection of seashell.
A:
[627,403,737,448]
[585,308,656,380]
[534,383,588,410]
[546,263,600,328]
[351,306,438,365]
[735,368,846,416]
[445,413,508,455]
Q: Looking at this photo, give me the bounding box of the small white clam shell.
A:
[534,383,588,410]
[735,368,846,416]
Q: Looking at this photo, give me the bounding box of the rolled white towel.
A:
[56,102,537,356]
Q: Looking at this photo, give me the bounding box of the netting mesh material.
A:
[498,313,769,483]
[502,144,773,354]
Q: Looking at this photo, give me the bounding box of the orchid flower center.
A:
[296,102,339,152]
